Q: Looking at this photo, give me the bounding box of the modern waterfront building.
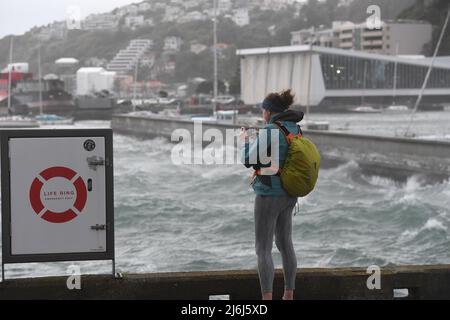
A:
[291,20,432,56]
[236,45,450,110]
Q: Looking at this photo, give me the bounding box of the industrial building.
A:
[76,68,116,96]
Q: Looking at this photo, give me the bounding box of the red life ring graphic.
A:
[29,167,87,224]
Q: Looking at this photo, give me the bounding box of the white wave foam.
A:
[367,175,398,188]
[395,176,427,205]
[320,160,359,179]
[404,175,424,193]
[423,218,447,231]
[400,218,447,241]
[416,134,450,141]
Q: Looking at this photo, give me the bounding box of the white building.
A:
[138,2,152,12]
[85,57,108,68]
[37,22,67,41]
[107,39,153,74]
[55,57,79,66]
[232,8,249,27]
[144,18,154,27]
[291,20,432,56]
[140,54,155,68]
[116,4,139,17]
[116,7,129,17]
[164,61,176,73]
[2,63,29,73]
[76,68,116,96]
[291,24,338,48]
[154,2,167,10]
[83,14,119,31]
[263,0,293,10]
[218,0,232,13]
[339,20,432,55]
[183,0,198,10]
[179,11,207,23]
[237,45,450,109]
[126,4,139,16]
[164,6,184,22]
[190,42,208,54]
[164,36,183,52]
[125,15,145,29]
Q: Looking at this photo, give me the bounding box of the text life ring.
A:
[29,166,87,224]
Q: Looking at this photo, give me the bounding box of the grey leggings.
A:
[254,195,298,293]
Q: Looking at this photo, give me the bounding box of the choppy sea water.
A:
[1,112,450,278]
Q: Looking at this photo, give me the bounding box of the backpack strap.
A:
[273,121,302,145]
[252,122,301,178]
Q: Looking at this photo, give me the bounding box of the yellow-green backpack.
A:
[274,122,321,197]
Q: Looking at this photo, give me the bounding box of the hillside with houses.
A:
[0,0,418,97]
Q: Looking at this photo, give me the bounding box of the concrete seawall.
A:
[1,265,450,299]
[111,115,450,180]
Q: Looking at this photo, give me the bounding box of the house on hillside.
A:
[179,11,207,23]
[164,36,184,52]
[83,14,119,31]
[232,8,249,26]
[138,2,152,12]
[218,0,233,13]
[125,15,145,29]
[37,22,67,41]
[163,6,185,22]
[190,41,208,55]
[182,0,199,10]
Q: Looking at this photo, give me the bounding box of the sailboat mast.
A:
[362,61,368,106]
[305,44,313,122]
[213,0,218,116]
[38,45,43,115]
[133,57,138,112]
[392,42,399,105]
[7,37,13,115]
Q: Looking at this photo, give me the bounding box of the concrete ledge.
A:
[1,265,450,300]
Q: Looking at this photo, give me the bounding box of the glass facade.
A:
[319,53,450,90]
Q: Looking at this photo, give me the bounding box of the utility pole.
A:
[38,44,43,115]
[133,58,139,112]
[7,37,13,116]
[213,0,218,118]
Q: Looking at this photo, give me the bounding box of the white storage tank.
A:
[76,68,116,96]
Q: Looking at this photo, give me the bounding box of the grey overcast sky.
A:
[0,0,140,39]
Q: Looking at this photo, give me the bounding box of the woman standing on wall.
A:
[242,89,304,300]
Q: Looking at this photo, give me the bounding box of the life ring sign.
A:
[29,166,87,224]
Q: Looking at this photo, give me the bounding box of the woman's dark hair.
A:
[264,89,295,112]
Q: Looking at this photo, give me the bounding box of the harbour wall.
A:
[111,115,450,180]
[1,265,450,299]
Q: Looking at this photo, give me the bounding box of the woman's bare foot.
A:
[262,292,273,300]
[282,290,294,300]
